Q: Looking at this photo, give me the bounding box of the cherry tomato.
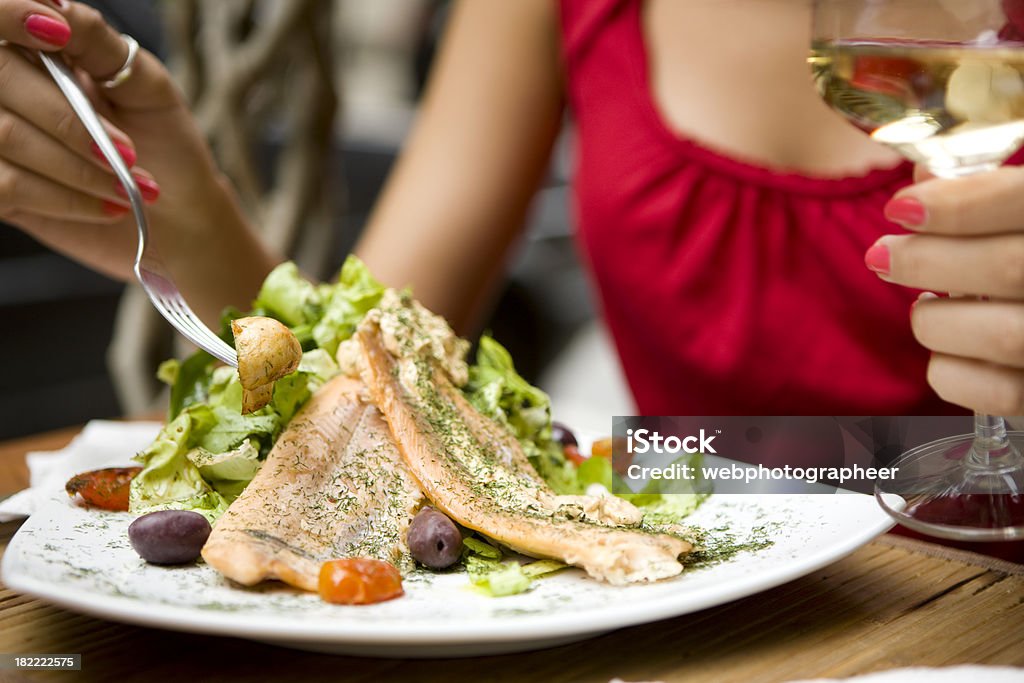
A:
[65,467,142,511]
[564,444,586,466]
[591,437,633,476]
[591,438,614,460]
[318,558,404,605]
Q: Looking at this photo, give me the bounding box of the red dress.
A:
[557,0,1024,562]
[558,0,963,416]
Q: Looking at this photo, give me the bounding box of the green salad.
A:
[130,256,708,595]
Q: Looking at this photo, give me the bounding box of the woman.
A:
[0,0,1022,417]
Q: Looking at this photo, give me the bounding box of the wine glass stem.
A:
[928,165,1023,471]
[971,413,1012,466]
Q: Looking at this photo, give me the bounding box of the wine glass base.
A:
[875,432,1024,542]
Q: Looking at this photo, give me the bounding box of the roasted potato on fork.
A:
[231,317,302,413]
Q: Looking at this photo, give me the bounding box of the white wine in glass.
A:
[811,41,1024,175]
[810,0,1024,540]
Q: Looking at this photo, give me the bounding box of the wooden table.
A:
[1,427,1022,683]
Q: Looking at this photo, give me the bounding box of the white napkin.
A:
[0,420,161,522]
[787,665,1024,682]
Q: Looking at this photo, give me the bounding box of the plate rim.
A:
[2,493,896,646]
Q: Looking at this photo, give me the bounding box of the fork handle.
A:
[38,52,147,252]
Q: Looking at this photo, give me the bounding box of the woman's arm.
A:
[0,0,563,328]
[0,0,277,324]
[354,0,565,333]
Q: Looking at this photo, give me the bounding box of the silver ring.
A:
[102,34,139,89]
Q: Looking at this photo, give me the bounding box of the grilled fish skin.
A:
[201,375,423,591]
[357,320,692,585]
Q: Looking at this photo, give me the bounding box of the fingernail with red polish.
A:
[115,142,137,167]
[91,142,137,168]
[49,0,68,10]
[115,175,160,203]
[884,197,927,227]
[102,200,130,216]
[25,14,70,47]
[135,175,160,202]
[865,241,891,275]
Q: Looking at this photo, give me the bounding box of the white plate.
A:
[1,424,898,657]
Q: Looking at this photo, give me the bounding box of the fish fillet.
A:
[201,375,423,591]
[357,320,692,585]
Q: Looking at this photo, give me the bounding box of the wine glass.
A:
[810,0,1024,540]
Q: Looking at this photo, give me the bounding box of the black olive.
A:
[128,510,211,565]
[407,507,462,569]
[551,422,578,448]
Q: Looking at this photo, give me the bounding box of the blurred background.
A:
[0,0,632,440]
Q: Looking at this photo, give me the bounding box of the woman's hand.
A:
[0,1,157,254]
[870,166,1024,414]
[0,0,276,322]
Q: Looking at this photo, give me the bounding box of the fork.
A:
[39,52,238,368]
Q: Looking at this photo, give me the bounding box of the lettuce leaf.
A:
[253,261,323,327]
[132,352,340,520]
[129,410,229,523]
[186,439,262,500]
[576,453,613,490]
[467,559,532,597]
[617,452,711,524]
[462,536,566,596]
[462,536,501,559]
[160,350,216,419]
[129,259,366,521]
[463,335,708,522]
[467,337,551,448]
[465,336,581,495]
[311,257,386,356]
